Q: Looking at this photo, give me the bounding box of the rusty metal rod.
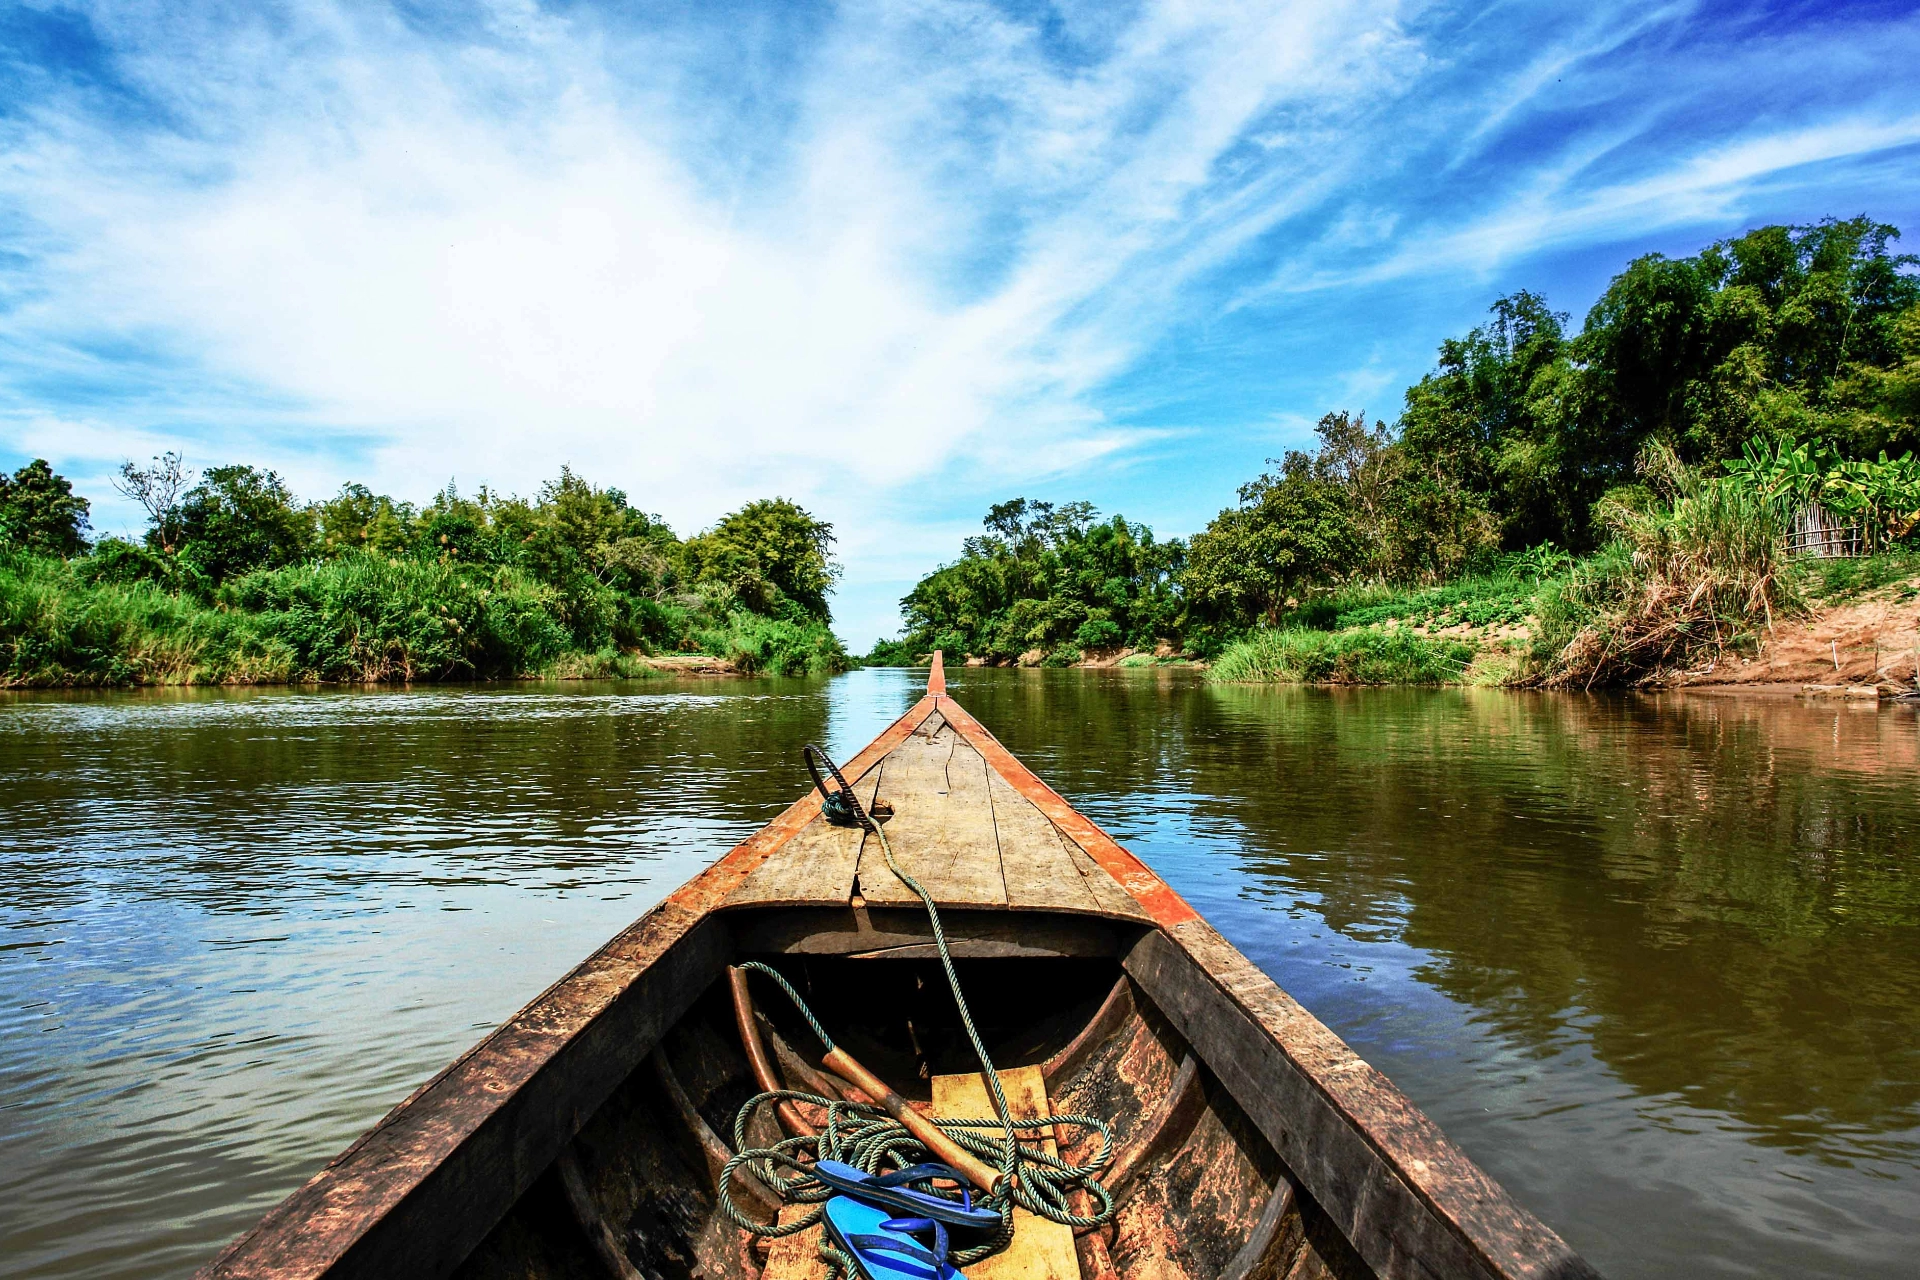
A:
[728,966,818,1138]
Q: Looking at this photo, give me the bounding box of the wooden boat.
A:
[199,656,1599,1280]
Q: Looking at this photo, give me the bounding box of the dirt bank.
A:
[1673,572,1920,690]
[640,654,743,676]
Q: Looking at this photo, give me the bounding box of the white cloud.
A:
[3,0,1918,643]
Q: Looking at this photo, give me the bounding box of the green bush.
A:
[1526,448,1796,686]
[1074,617,1123,649]
[221,553,570,681]
[1208,626,1473,684]
[1,550,290,686]
[696,611,850,676]
[862,637,923,667]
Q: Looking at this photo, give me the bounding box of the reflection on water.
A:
[3,670,1917,1279]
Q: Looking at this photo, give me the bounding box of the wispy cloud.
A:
[3,0,1917,640]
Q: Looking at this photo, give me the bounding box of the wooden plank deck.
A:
[725,709,1148,920]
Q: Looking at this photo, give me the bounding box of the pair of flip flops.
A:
[813,1161,992,1280]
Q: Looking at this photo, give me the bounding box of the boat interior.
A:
[453,905,1368,1280]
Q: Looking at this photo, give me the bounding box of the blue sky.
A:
[3,0,1919,645]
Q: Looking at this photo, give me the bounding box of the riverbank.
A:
[0,548,842,687]
[1206,551,1920,691]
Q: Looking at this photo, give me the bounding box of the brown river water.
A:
[1,668,1916,1279]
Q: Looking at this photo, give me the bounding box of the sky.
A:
[3,0,1919,646]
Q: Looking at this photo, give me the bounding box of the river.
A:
[2,668,1916,1279]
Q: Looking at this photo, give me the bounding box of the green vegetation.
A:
[1526,446,1795,687]
[875,216,1920,687]
[877,499,1183,665]
[1,457,849,686]
[1206,628,1473,685]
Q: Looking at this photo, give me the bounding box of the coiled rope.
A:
[715,744,1118,1274]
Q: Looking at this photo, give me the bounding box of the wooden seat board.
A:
[985,770,1106,915]
[761,1203,830,1280]
[856,728,1008,909]
[724,769,884,908]
[930,1065,1079,1280]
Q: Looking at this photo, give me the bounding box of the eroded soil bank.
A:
[1672,570,1920,692]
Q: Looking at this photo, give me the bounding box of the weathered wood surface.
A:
[930,1065,1079,1280]
[988,769,1107,914]
[199,908,731,1280]
[667,696,940,917]
[730,906,1122,959]
[723,693,1156,923]
[722,770,883,909]
[1123,924,1601,1280]
[856,726,1008,908]
[934,695,1195,927]
[760,1204,830,1280]
[554,1147,646,1280]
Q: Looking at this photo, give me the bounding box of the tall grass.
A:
[221,555,570,681]
[1527,453,1796,688]
[1,549,290,685]
[2,549,690,686]
[694,611,849,676]
[1208,627,1473,684]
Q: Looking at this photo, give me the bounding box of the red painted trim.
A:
[666,695,941,914]
[927,650,946,694]
[936,694,1200,928]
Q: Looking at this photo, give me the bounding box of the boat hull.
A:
[197,674,1599,1280]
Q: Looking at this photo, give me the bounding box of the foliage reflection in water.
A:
[2,669,1916,1280]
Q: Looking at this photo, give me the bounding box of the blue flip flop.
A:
[811,1160,1000,1229]
[822,1197,966,1280]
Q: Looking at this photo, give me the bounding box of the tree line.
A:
[1,456,848,683]
[880,215,1920,663]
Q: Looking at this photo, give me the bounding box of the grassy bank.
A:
[1208,627,1474,684]
[0,549,846,686]
[1210,481,1915,689]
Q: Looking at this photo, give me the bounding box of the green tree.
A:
[683,498,840,621]
[0,459,91,557]
[1185,454,1360,627]
[895,499,1183,662]
[174,465,315,583]
[315,483,416,556]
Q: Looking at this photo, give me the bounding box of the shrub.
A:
[696,611,850,676]
[863,637,922,667]
[1074,617,1123,649]
[1526,447,1797,687]
[1208,626,1472,684]
[221,553,569,681]
[0,549,291,686]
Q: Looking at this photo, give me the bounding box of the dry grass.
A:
[1527,449,1802,688]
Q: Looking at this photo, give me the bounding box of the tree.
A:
[113,452,191,554]
[683,498,840,621]
[895,499,1184,661]
[315,483,415,556]
[1185,456,1360,627]
[174,465,314,583]
[0,459,91,556]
